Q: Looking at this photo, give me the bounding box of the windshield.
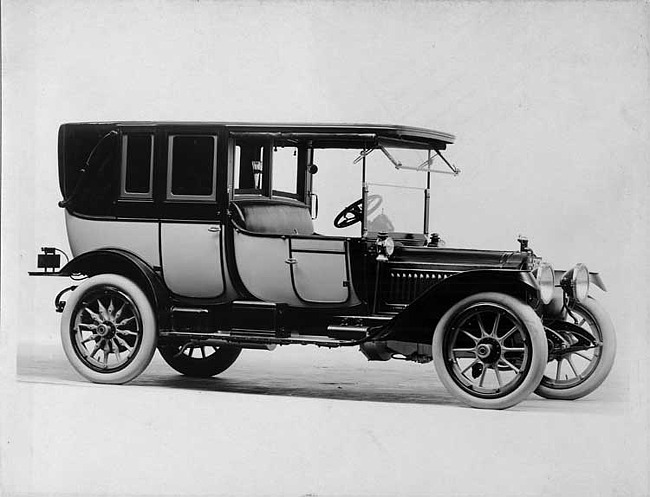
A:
[365,147,430,235]
[311,144,457,237]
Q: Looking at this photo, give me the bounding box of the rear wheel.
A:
[60,274,157,384]
[432,292,548,409]
[159,343,242,378]
[536,297,615,400]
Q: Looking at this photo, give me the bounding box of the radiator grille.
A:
[383,269,455,305]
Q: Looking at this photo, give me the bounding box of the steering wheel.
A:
[333,195,382,229]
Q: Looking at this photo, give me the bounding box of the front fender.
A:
[380,269,539,343]
[60,248,170,325]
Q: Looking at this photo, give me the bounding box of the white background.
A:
[1,1,649,496]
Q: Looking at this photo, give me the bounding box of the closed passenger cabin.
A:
[57,122,457,307]
[58,122,452,306]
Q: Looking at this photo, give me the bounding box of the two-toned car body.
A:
[30,121,616,409]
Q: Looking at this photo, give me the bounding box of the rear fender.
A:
[59,249,170,327]
[381,269,539,343]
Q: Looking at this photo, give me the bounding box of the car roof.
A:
[63,122,456,148]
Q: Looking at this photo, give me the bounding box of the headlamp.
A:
[535,262,555,305]
[561,263,590,303]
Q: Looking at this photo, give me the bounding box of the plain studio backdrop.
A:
[1,1,648,496]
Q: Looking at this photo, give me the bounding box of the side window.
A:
[120,134,154,199]
[232,140,300,199]
[167,135,217,201]
[272,145,299,199]
[234,140,268,196]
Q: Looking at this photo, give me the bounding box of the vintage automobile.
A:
[30,121,616,409]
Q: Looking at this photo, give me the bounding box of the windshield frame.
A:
[359,144,459,240]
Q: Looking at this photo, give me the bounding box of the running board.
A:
[158,330,365,348]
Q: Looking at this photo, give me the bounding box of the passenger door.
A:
[289,237,351,304]
[159,132,225,298]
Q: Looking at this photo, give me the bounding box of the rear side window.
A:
[167,135,217,200]
[121,134,154,198]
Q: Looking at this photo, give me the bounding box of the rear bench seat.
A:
[230,198,314,235]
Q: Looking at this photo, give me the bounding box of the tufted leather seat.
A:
[230,199,314,235]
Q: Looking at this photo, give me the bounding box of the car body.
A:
[30,121,616,409]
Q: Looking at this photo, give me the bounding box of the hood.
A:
[388,245,529,271]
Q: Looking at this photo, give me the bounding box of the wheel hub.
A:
[476,338,501,364]
[96,321,116,339]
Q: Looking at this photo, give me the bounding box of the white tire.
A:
[61,274,157,384]
[158,343,241,378]
[432,292,548,409]
[536,297,616,400]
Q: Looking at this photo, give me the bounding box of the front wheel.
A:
[432,292,548,409]
[159,343,242,378]
[60,274,157,384]
[536,297,616,400]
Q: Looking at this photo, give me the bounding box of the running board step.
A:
[327,315,393,339]
[171,307,209,314]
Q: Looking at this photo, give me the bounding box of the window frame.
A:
[166,134,218,202]
[120,133,155,200]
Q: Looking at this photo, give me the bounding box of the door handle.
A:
[285,258,297,265]
[208,226,221,233]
